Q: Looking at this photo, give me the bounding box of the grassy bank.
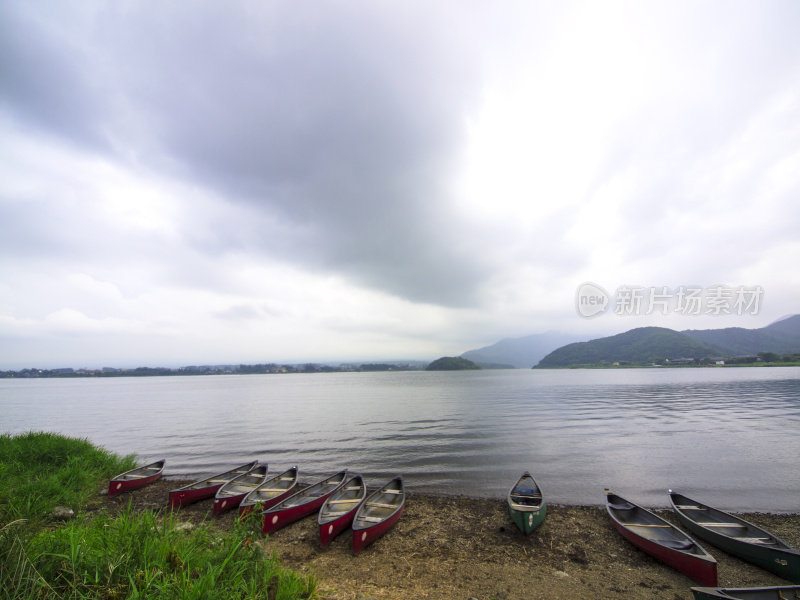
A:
[0,432,317,600]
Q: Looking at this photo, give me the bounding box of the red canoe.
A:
[238,466,299,517]
[262,470,348,535]
[352,475,405,556]
[606,489,718,586]
[108,459,165,497]
[169,461,258,508]
[213,464,269,516]
[318,473,367,548]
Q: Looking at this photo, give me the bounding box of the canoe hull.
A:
[239,488,294,517]
[262,470,347,535]
[351,476,405,555]
[170,485,223,508]
[320,509,360,548]
[213,491,248,516]
[109,472,162,497]
[691,585,800,599]
[213,465,270,516]
[169,461,259,509]
[262,495,328,535]
[679,517,800,583]
[507,471,546,535]
[509,503,547,535]
[238,466,299,517]
[671,493,800,583]
[108,460,165,497]
[352,505,404,556]
[610,518,718,586]
[318,475,367,548]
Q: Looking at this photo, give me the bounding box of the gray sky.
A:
[2,1,799,369]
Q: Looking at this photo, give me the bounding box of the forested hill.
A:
[535,315,800,367]
[682,314,800,355]
[536,327,718,367]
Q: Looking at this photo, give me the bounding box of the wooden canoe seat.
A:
[328,498,362,504]
[323,510,350,517]
[123,474,149,479]
[205,479,230,484]
[382,489,402,494]
[258,487,288,492]
[734,537,776,544]
[359,516,384,523]
[365,502,397,509]
[675,505,705,510]
[696,522,746,527]
[343,486,362,491]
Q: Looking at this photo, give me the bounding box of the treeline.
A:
[720,352,800,364]
[0,362,423,379]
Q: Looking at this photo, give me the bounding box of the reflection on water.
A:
[2,367,799,512]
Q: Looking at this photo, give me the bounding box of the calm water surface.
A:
[2,367,799,512]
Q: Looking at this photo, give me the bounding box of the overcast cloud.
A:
[2,0,799,369]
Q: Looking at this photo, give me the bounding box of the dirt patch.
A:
[97,479,800,600]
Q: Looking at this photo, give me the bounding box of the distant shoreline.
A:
[0,362,427,378]
[4,361,800,378]
[533,361,800,370]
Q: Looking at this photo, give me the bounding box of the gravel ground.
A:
[99,479,800,600]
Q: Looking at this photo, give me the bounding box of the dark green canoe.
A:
[508,471,546,534]
[670,491,800,583]
[691,585,800,599]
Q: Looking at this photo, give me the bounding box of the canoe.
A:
[507,471,547,534]
[670,491,800,583]
[213,464,269,516]
[318,473,367,548]
[238,466,299,517]
[108,459,165,497]
[605,489,717,586]
[691,585,800,599]
[352,475,405,555]
[262,470,348,535]
[168,461,258,508]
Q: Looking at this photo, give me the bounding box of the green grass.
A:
[0,432,317,600]
[0,431,137,523]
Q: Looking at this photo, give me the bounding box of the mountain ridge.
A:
[461,331,589,369]
[536,315,800,368]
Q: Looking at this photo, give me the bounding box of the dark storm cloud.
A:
[1,1,488,306]
[0,3,112,148]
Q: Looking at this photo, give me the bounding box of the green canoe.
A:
[691,585,800,599]
[508,471,546,534]
[670,491,800,583]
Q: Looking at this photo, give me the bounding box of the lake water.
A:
[1,367,799,513]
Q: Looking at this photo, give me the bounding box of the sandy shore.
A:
[101,480,800,600]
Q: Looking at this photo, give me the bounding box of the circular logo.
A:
[528,514,534,526]
[361,532,367,542]
[221,500,226,508]
[272,515,278,524]
[328,525,334,535]
[576,282,610,318]
[115,483,122,490]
